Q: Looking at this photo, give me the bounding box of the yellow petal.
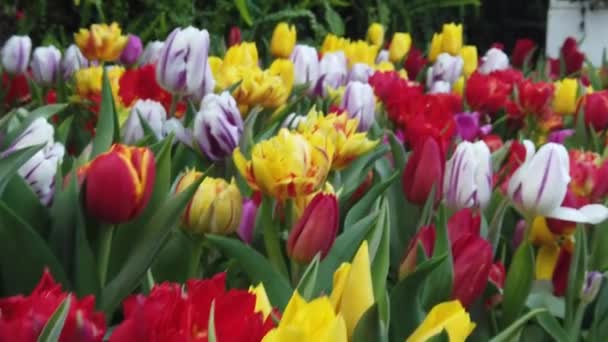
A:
[249,283,273,319]
[529,216,556,246]
[536,244,561,280]
[406,300,475,342]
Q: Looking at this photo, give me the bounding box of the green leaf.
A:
[1,175,50,236]
[344,171,399,228]
[90,68,118,159]
[207,235,293,311]
[487,197,510,255]
[239,107,261,159]
[417,184,437,228]
[387,131,407,171]
[369,197,391,322]
[56,116,74,145]
[0,145,43,195]
[535,311,569,342]
[296,255,320,300]
[37,296,71,342]
[234,0,253,26]
[339,144,390,201]
[2,104,67,147]
[208,300,217,342]
[565,226,587,328]
[324,2,344,35]
[353,303,389,342]
[100,175,203,314]
[501,241,535,328]
[422,205,453,309]
[589,283,608,341]
[259,195,289,277]
[490,309,547,342]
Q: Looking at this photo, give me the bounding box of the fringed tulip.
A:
[74,22,128,62]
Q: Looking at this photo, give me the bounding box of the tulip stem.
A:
[188,240,204,279]
[568,303,586,341]
[261,196,289,278]
[98,225,114,287]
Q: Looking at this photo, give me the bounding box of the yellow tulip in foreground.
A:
[552,78,579,115]
[406,300,476,342]
[262,292,347,342]
[330,241,375,338]
[74,22,128,61]
[389,33,412,63]
[271,22,297,58]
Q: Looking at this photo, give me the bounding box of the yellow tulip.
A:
[344,40,379,67]
[452,76,465,96]
[223,42,259,69]
[552,78,579,115]
[269,58,295,93]
[321,34,350,53]
[375,61,395,72]
[441,23,463,56]
[262,292,347,342]
[74,22,128,61]
[74,66,124,109]
[460,45,478,77]
[529,216,574,280]
[297,109,378,170]
[233,67,292,111]
[249,283,273,319]
[233,129,331,200]
[330,241,374,338]
[389,33,412,63]
[175,171,243,235]
[270,22,297,58]
[406,300,476,342]
[429,33,443,62]
[367,23,385,47]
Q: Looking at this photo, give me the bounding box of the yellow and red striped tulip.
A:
[74,22,128,62]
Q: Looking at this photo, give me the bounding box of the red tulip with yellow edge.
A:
[84,144,155,224]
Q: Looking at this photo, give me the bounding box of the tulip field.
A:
[3,7,608,341]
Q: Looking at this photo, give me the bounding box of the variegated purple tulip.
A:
[1,117,55,158]
[18,142,64,205]
[429,80,451,94]
[119,34,143,66]
[1,35,32,75]
[581,271,603,303]
[140,41,164,65]
[193,91,243,160]
[479,48,509,75]
[290,44,320,89]
[315,51,347,96]
[61,44,88,80]
[237,198,258,244]
[508,141,608,223]
[444,141,492,210]
[156,27,210,96]
[31,45,62,86]
[189,60,216,103]
[341,81,376,132]
[122,99,167,144]
[426,52,463,89]
[347,63,374,83]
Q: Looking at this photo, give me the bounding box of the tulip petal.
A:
[535,244,560,280]
[546,204,608,224]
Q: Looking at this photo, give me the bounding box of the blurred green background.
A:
[0,0,549,53]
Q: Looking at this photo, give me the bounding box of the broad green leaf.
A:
[417,184,437,228]
[207,235,293,310]
[344,171,399,228]
[339,144,390,201]
[565,226,587,328]
[370,197,391,322]
[37,296,71,342]
[353,303,389,342]
[234,0,253,26]
[259,196,289,277]
[56,116,74,145]
[0,145,43,195]
[422,205,453,309]
[590,219,608,272]
[490,309,547,342]
[387,131,407,171]
[501,241,535,328]
[296,255,320,300]
[90,69,118,159]
[239,107,261,159]
[1,175,50,236]
[324,2,345,35]
[535,311,569,342]
[589,283,608,341]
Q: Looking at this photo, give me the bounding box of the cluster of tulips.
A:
[2,18,608,342]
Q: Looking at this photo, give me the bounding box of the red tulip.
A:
[228,26,242,47]
[482,134,504,152]
[552,247,572,296]
[287,193,339,263]
[84,144,156,224]
[466,72,512,114]
[584,90,608,131]
[516,79,555,116]
[403,46,427,80]
[402,136,445,206]
[398,225,436,278]
[511,39,537,68]
[561,37,585,75]
[2,72,30,107]
[452,235,493,307]
[486,262,506,308]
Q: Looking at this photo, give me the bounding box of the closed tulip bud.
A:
[193,91,243,161]
[237,198,258,244]
[61,44,88,80]
[1,35,32,75]
[444,141,492,210]
[366,23,384,47]
[403,137,445,206]
[581,271,603,303]
[584,90,608,131]
[287,193,338,263]
[512,38,537,68]
[227,26,242,47]
[347,63,374,83]
[316,51,347,96]
[399,225,436,278]
[119,34,143,66]
[156,26,210,96]
[479,48,509,75]
[552,78,578,115]
[426,53,464,88]
[270,22,297,58]
[30,45,61,86]
[18,142,65,205]
[441,23,463,56]
[84,144,156,224]
[139,41,164,65]
[1,117,54,157]
[460,45,478,77]
[175,172,243,235]
[452,236,493,307]
[290,44,320,89]
[122,99,167,144]
[455,111,482,141]
[341,81,376,132]
[388,32,412,63]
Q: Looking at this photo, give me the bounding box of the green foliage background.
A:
[1,0,548,54]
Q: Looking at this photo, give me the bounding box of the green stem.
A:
[95,0,106,22]
[568,304,586,341]
[188,241,204,279]
[98,225,114,287]
[262,196,289,278]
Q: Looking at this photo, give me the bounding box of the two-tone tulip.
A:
[1,35,32,75]
[30,45,61,86]
[121,99,167,144]
[402,136,445,206]
[316,51,347,96]
[388,32,412,63]
[444,141,492,210]
[193,91,243,161]
[119,34,143,66]
[175,171,242,235]
[507,141,608,223]
[189,60,216,104]
[61,44,88,80]
[478,48,509,74]
[74,22,128,62]
[18,142,65,205]
[156,26,210,96]
[1,117,54,157]
[427,53,464,89]
[347,63,374,83]
[287,193,338,263]
[340,81,376,132]
[289,44,320,90]
[139,41,164,65]
[84,144,156,223]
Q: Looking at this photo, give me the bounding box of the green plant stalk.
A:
[568,303,586,341]
[188,239,204,279]
[262,196,289,278]
[98,225,114,287]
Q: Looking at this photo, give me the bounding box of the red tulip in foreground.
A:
[84,144,156,224]
[402,136,444,206]
[287,193,339,263]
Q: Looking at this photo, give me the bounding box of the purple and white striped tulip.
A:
[18,142,65,206]
[290,45,320,90]
[341,81,376,132]
[140,41,164,65]
[61,44,88,80]
[189,60,216,103]
[156,27,210,96]
[508,141,608,223]
[347,63,374,83]
[444,141,492,210]
[426,53,463,89]
[315,51,347,96]
[375,49,389,64]
[122,99,167,144]
[1,35,32,75]
[429,80,451,94]
[162,117,192,146]
[478,48,510,75]
[193,91,243,160]
[1,117,55,157]
[31,45,62,86]
[119,34,143,66]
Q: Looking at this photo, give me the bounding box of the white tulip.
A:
[444,141,492,210]
[478,48,510,74]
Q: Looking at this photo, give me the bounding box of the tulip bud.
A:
[426,53,464,89]
[441,23,463,56]
[30,45,62,86]
[18,142,65,205]
[444,141,492,210]
[162,117,192,146]
[316,51,347,96]
[366,23,384,47]
[119,34,143,66]
[478,48,509,75]
[347,63,374,83]
[237,198,258,244]
[388,32,412,63]
[548,129,575,144]
[61,44,88,80]
[455,111,482,141]
[399,225,436,278]
[402,137,444,206]
[403,46,427,80]
[287,193,338,263]
[122,99,167,144]
[452,236,493,307]
[512,38,537,68]
[227,26,242,47]
[1,35,32,75]
[581,271,603,303]
[552,78,578,115]
[486,261,506,308]
[175,171,243,235]
[584,90,608,131]
[139,41,164,65]
[84,144,156,223]
[341,81,376,132]
[1,117,54,157]
[156,26,210,96]
[290,44,320,89]
[193,91,243,161]
[270,22,296,58]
